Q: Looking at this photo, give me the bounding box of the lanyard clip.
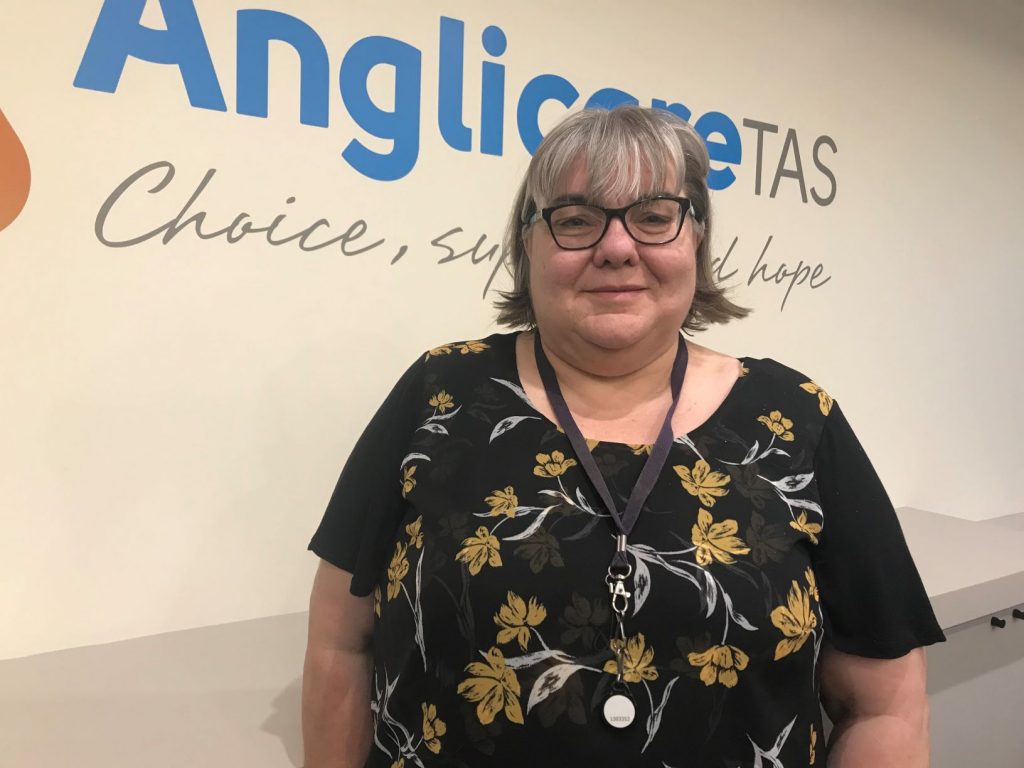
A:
[608,577,631,615]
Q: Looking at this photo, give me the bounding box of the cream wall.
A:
[0,0,1021,659]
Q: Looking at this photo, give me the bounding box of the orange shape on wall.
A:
[0,107,31,233]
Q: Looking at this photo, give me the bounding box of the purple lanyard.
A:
[533,332,689,572]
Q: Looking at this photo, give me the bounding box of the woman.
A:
[303,106,944,767]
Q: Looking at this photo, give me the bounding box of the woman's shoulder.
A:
[737,354,837,431]
[417,331,517,379]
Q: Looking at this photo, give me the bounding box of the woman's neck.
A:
[530,329,681,423]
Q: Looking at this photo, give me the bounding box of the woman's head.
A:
[495,105,749,345]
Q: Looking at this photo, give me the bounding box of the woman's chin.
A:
[576,314,661,351]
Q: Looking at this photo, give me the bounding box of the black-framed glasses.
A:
[526,195,696,250]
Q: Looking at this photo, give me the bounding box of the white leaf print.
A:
[489,415,540,443]
[701,568,718,618]
[385,671,401,700]
[400,452,430,469]
[426,404,463,422]
[787,497,823,515]
[416,422,448,435]
[749,714,797,768]
[490,377,537,408]
[633,556,652,616]
[629,543,660,557]
[764,447,790,458]
[502,506,555,541]
[742,440,760,465]
[503,648,575,670]
[473,504,546,519]
[722,590,757,632]
[413,547,426,668]
[769,473,814,492]
[526,663,588,713]
[629,545,703,592]
[378,671,415,756]
[674,434,698,451]
[813,628,824,682]
[642,676,679,752]
[538,488,574,506]
[574,486,598,515]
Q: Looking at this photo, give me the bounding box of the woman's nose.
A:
[593,215,639,266]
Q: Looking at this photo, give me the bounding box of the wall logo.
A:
[73,0,836,203]
[0,107,31,233]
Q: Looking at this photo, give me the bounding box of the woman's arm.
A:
[820,645,931,767]
[302,559,375,768]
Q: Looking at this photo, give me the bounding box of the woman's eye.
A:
[554,216,595,229]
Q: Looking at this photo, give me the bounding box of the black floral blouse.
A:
[309,332,944,767]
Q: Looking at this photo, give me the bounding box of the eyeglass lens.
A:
[549,199,684,249]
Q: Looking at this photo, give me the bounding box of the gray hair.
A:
[493,105,750,332]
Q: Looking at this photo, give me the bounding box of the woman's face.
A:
[525,157,699,353]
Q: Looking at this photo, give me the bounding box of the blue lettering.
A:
[339,36,422,181]
[72,10,814,190]
[73,0,225,111]
[236,10,330,127]
[651,99,692,123]
[437,17,471,152]
[517,74,579,154]
[694,111,742,190]
[584,88,638,110]
[479,25,506,156]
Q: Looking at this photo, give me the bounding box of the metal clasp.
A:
[608,577,631,615]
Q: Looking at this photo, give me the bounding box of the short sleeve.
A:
[811,400,946,658]
[308,356,424,596]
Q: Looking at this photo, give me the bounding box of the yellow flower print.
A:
[429,390,455,413]
[386,542,409,601]
[406,515,423,549]
[687,644,749,688]
[757,410,795,441]
[771,579,818,660]
[457,646,524,725]
[673,459,731,506]
[494,591,547,650]
[421,702,446,754]
[629,443,653,456]
[390,760,404,768]
[691,508,750,566]
[555,426,599,450]
[373,585,381,617]
[455,340,489,354]
[602,633,659,683]
[805,566,819,602]
[739,364,750,377]
[800,381,834,416]
[424,344,452,360]
[810,723,818,764]
[484,486,518,517]
[533,450,578,478]
[790,510,822,544]
[455,526,502,575]
[402,465,416,498]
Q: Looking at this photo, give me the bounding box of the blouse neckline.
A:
[499,331,750,448]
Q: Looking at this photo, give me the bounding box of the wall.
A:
[1,0,1021,659]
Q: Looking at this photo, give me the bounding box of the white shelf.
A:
[896,507,1024,629]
